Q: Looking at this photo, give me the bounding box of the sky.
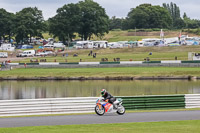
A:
[0,0,199,20]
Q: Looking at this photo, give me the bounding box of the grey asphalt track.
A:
[0,110,200,128]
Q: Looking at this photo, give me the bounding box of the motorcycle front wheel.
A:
[117,105,125,115]
[95,105,105,116]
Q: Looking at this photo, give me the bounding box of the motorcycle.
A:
[95,97,125,116]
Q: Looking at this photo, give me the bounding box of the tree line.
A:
[110,2,200,30]
[0,0,199,44]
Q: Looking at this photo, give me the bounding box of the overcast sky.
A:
[0,0,199,20]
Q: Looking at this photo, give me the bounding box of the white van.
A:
[75,41,93,49]
[0,52,8,58]
[17,50,36,57]
[0,43,15,51]
[53,43,65,48]
[108,42,123,48]
[137,41,144,47]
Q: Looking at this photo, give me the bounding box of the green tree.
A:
[0,8,15,41]
[109,16,123,30]
[183,12,199,29]
[121,18,130,30]
[78,0,109,40]
[15,7,44,43]
[127,4,172,29]
[163,2,184,28]
[49,3,81,44]
[183,12,188,19]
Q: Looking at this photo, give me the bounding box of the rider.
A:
[101,89,117,108]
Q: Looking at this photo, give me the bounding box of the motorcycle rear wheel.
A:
[95,105,105,116]
[117,105,125,115]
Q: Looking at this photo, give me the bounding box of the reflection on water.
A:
[0,80,200,100]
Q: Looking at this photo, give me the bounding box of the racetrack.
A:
[0,110,200,128]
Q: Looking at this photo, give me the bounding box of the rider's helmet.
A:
[101,89,106,96]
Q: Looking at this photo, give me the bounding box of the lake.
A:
[0,80,200,100]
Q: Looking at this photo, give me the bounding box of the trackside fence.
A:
[7,60,200,67]
[0,97,97,117]
[0,94,199,117]
[185,94,200,108]
[119,95,185,110]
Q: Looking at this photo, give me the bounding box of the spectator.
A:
[92,53,97,58]
[147,57,150,61]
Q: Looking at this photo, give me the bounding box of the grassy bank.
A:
[14,45,200,63]
[1,67,200,78]
[1,120,199,133]
[42,30,198,42]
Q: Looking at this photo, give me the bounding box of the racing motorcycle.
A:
[95,97,125,116]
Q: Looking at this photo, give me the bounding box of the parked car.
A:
[44,44,54,49]
[53,43,66,48]
[35,52,48,56]
[21,45,34,49]
[45,51,53,55]
[16,45,22,49]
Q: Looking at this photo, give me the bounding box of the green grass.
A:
[1,67,200,78]
[96,30,182,42]
[14,45,200,63]
[0,120,199,133]
[104,30,145,42]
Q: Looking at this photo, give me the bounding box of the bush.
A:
[182,28,200,35]
[128,29,136,32]
[127,28,170,32]
[111,29,122,31]
[144,29,153,32]
[152,28,161,31]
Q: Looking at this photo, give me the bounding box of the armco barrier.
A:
[0,94,199,117]
[79,62,100,65]
[59,62,79,65]
[0,97,96,117]
[181,61,200,63]
[100,62,120,64]
[185,94,200,108]
[7,60,200,68]
[120,61,143,64]
[143,61,161,63]
[27,63,39,65]
[161,60,181,63]
[39,62,59,65]
[119,95,185,110]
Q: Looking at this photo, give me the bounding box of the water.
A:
[0,80,200,100]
